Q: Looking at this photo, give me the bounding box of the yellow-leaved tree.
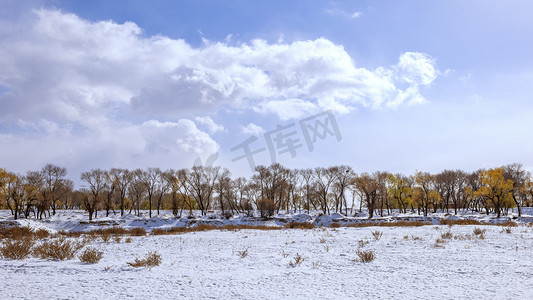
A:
[475,168,514,218]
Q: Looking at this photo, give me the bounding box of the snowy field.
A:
[1,210,533,299]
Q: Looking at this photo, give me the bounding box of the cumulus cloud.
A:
[254,99,318,121]
[0,8,439,179]
[194,116,224,134]
[0,8,438,123]
[240,123,265,136]
[141,119,218,154]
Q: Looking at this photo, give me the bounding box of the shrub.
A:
[237,248,249,258]
[439,219,484,226]
[127,251,162,268]
[289,253,305,267]
[33,238,82,260]
[346,221,430,228]
[35,229,50,239]
[355,250,375,263]
[0,238,35,259]
[284,222,315,229]
[101,232,111,243]
[501,227,512,234]
[498,221,517,227]
[358,239,369,248]
[371,231,383,241]
[257,198,276,217]
[124,237,132,243]
[128,227,147,236]
[473,228,486,236]
[0,226,34,240]
[441,231,453,239]
[79,247,103,264]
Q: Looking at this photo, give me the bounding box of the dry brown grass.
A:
[79,247,103,264]
[498,221,518,227]
[354,249,376,263]
[501,227,512,234]
[0,226,37,240]
[284,222,315,229]
[441,231,453,239]
[439,219,484,226]
[346,221,431,228]
[127,251,162,268]
[0,238,35,259]
[371,231,383,240]
[237,248,249,258]
[289,253,305,267]
[33,238,83,260]
[473,227,486,235]
[329,222,341,228]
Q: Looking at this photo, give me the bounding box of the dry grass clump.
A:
[354,250,376,263]
[473,227,486,235]
[441,231,453,239]
[284,222,315,229]
[472,227,486,240]
[128,227,147,236]
[371,231,383,241]
[33,238,83,260]
[439,219,484,226]
[127,251,162,268]
[124,237,132,243]
[289,253,305,267]
[100,232,111,243]
[79,247,103,264]
[222,224,279,231]
[501,227,512,234]
[358,239,369,248]
[329,222,341,228]
[347,221,430,228]
[237,248,249,258]
[58,230,83,238]
[0,238,35,259]
[498,221,517,227]
[0,226,37,240]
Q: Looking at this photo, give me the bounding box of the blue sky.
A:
[1,0,533,185]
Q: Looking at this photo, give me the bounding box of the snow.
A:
[2,210,533,299]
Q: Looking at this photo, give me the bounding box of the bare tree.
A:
[187,165,220,215]
[138,168,161,218]
[128,171,147,216]
[41,164,68,215]
[353,173,379,219]
[80,169,106,221]
[503,163,527,217]
[313,166,338,214]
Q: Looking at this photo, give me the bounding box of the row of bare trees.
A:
[1,163,532,220]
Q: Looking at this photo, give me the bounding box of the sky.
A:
[1,0,533,186]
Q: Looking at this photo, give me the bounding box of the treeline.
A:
[0,163,531,221]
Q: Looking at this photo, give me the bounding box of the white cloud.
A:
[325,9,362,19]
[240,123,265,136]
[0,9,438,123]
[351,12,362,18]
[0,8,440,180]
[395,52,437,86]
[254,99,318,121]
[194,116,224,134]
[141,119,218,154]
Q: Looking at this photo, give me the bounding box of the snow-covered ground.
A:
[1,210,533,299]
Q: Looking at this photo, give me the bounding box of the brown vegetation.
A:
[33,237,83,260]
[127,251,162,268]
[79,247,103,263]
